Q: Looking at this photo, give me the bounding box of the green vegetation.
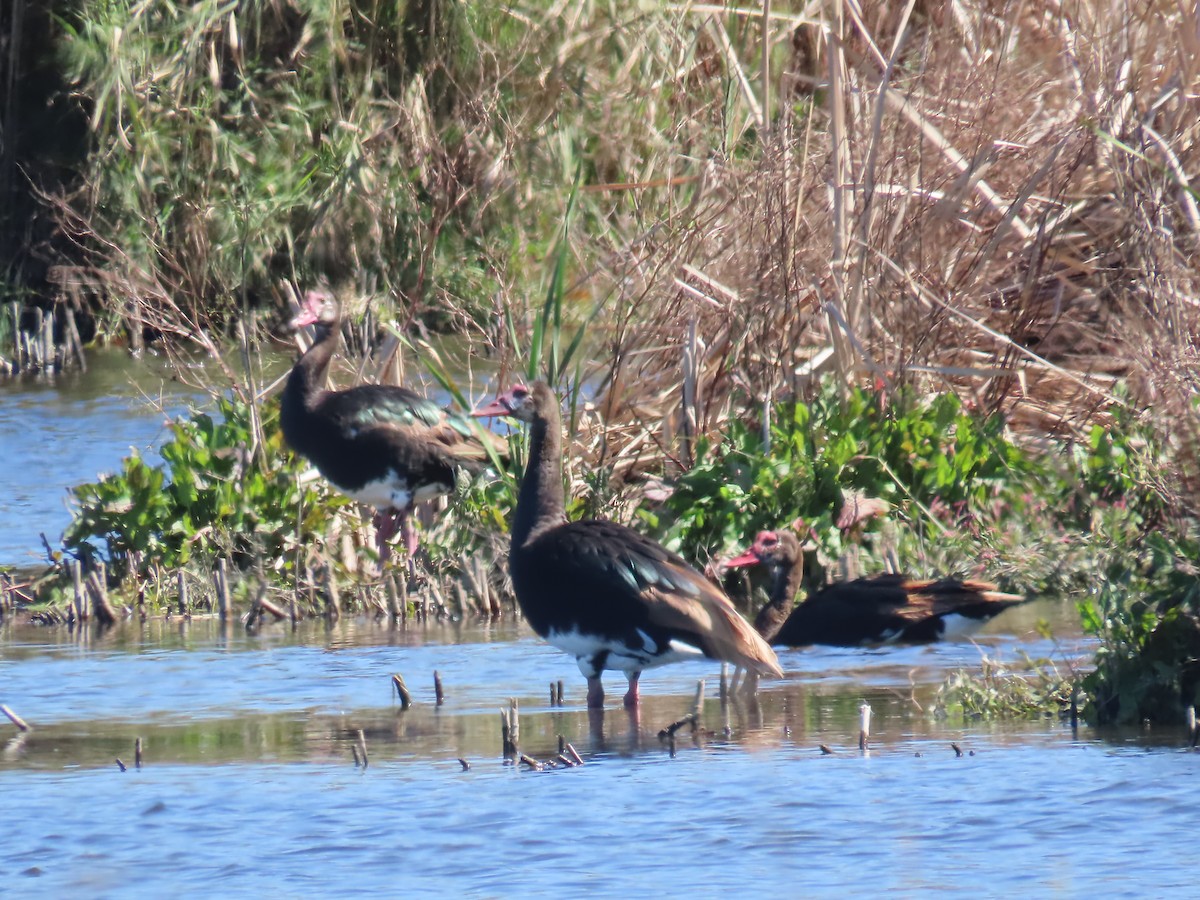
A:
[3,2,1199,727]
[1078,532,1200,725]
[935,653,1077,720]
[46,0,512,330]
[654,385,1034,574]
[63,396,338,578]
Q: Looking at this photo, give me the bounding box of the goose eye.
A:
[512,386,529,400]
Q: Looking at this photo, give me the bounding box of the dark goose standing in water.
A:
[473,381,782,708]
[281,290,503,566]
[726,529,1025,646]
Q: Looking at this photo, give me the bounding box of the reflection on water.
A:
[1,613,1191,896]
[5,747,1196,897]
[0,598,1088,732]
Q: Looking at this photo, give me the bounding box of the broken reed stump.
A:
[434,671,445,706]
[458,758,471,772]
[426,581,446,622]
[500,709,513,760]
[289,576,299,627]
[692,679,706,717]
[951,742,964,758]
[2,704,31,732]
[451,582,469,619]
[214,558,230,623]
[361,584,389,619]
[0,575,14,618]
[257,595,288,622]
[519,754,543,771]
[70,560,87,623]
[40,310,53,372]
[176,570,188,617]
[459,552,499,618]
[564,741,584,767]
[323,565,341,623]
[357,729,369,769]
[86,562,118,626]
[391,674,412,710]
[500,699,520,761]
[554,735,580,767]
[385,573,405,623]
[6,302,16,368]
[1187,707,1197,749]
[135,738,143,769]
[115,758,127,773]
[858,702,872,752]
[63,306,86,372]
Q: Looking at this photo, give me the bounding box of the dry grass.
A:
[471,1,1199,511]
[36,0,1200,511]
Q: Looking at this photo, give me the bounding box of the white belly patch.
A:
[343,474,450,510]
[547,627,704,677]
[344,476,409,509]
[936,613,981,641]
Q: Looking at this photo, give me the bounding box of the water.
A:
[2,355,1193,896]
[0,350,203,567]
[5,739,1192,897]
[2,609,1193,897]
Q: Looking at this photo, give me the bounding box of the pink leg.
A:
[373,509,418,575]
[586,676,605,709]
[400,514,419,556]
[372,510,402,565]
[623,672,641,708]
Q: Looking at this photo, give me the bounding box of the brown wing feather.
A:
[518,519,783,679]
[888,578,1023,622]
[642,573,784,678]
[422,420,507,462]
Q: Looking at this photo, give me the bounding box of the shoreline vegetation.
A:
[1,2,1197,727]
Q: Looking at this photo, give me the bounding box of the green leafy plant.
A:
[64,395,341,583]
[1077,529,1200,725]
[657,382,1036,571]
[935,652,1077,719]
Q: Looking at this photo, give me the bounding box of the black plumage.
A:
[474,381,782,708]
[726,530,1025,647]
[281,290,502,565]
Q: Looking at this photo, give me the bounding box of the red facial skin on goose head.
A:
[724,530,781,568]
[471,384,530,419]
[289,290,330,330]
